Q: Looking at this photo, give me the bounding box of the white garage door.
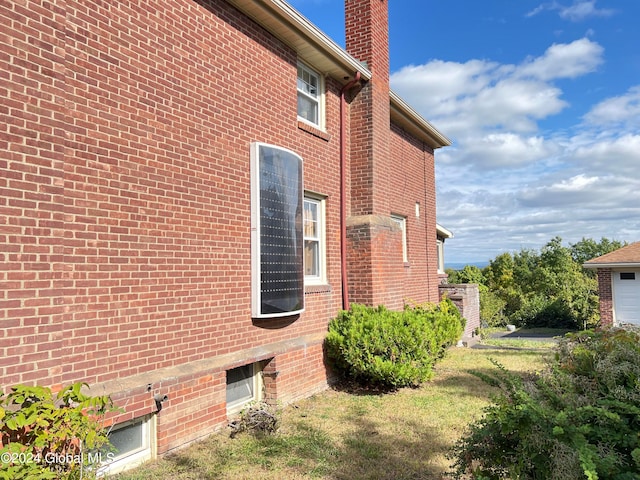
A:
[613,270,640,325]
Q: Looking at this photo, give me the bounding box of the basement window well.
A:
[226,363,263,414]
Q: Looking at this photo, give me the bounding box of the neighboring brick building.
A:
[1,0,450,470]
[584,242,640,327]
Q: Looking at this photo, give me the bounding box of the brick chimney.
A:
[345,0,391,216]
[345,0,404,308]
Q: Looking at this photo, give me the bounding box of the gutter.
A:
[583,263,640,269]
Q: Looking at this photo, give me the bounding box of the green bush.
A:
[451,328,640,479]
[0,383,117,480]
[325,300,465,389]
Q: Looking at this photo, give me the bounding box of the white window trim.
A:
[437,239,445,274]
[98,415,155,476]
[297,62,324,130]
[391,214,408,263]
[304,194,327,286]
[226,363,263,415]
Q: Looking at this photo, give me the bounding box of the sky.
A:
[288,0,640,265]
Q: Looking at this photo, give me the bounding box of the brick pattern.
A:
[596,268,613,327]
[1,0,442,455]
[439,283,481,339]
[389,123,439,303]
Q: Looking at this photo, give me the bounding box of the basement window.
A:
[226,363,262,414]
[99,416,154,475]
[251,142,304,318]
[620,272,636,280]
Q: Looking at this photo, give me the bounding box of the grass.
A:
[113,343,552,480]
[480,338,557,349]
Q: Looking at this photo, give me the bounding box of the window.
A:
[226,363,262,413]
[297,62,323,127]
[437,239,445,274]
[620,272,636,280]
[390,214,407,262]
[251,143,305,318]
[304,196,326,284]
[99,416,154,475]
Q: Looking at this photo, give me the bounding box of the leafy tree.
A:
[570,237,627,278]
[481,237,601,329]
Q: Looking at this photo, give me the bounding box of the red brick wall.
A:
[1,0,345,440]
[389,123,439,303]
[1,0,442,454]
[596,268,613,327]
[1,0,344,384]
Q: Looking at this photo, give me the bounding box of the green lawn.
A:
[113,341,552,480]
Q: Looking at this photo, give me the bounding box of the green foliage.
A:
[448,265,485,285]
[481,236,604,329]
[451,328,640,480]
[570,237,627,267]
[325,300,465,389]
[0,383,117,480]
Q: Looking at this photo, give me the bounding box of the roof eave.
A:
[390,91,451,149]
[225,0,371,84]
[583,262,640,269]
[226,0,451,149]
[436,223,454,239]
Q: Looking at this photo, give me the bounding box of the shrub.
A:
[325,300,465,389]
[0,382,117,480]
[451,328,640,479]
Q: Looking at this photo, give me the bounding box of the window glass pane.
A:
[297,94,318,124]
[304,201,318,238]
[226,365,254,405]
[305,240,319,276]
[109,421,144,458]
[620,272,636,280]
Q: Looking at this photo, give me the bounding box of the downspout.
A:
[339,71,361,311]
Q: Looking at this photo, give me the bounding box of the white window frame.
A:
[98,415,155,476]
[304,195,326,285]
[437,239,445,274]
[391,214,408,263]
[226,363,263,415]
[297,62,324,129]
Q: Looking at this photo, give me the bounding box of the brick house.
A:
[584,242,640,327]
[1,0,450,471]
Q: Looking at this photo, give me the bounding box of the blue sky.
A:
[289,0,640,264]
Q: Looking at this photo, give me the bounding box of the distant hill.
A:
[446,261,489,271]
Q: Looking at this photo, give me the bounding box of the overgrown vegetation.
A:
[325,299,465,389]
[447,236,626,329]
[451,328,640,480]
[113,344,550,480]
[0,383,116,480]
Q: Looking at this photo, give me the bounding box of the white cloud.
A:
[392,36,640,263]
[517,38,603,80]
[526,1,616,22]
[391,38,602,164]
[583,85,640,128]
[558,0,615,21]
